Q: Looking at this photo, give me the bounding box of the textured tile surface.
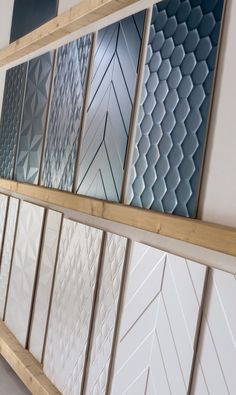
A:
[15,52,53,184]
[0,197,19,320]
[191,269,236,394]
[0,64,27,179]
[0,194,8,257]
[44,219,103,394]
[110,243,206,394]
[128,0,224,217]
[41,36,92,191]
[29,210,62,362]
[82,233,127,395]
[76,12,145,201]
[5,202,44,347]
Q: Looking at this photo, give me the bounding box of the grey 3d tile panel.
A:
[128,0,224,217]
[44,219,103,394]
[0,197,19,320]
[0,64,27,179]
[15,53,54,184]
[5,201,45,347]
[29,210,62,362]
[75,11,145,201]
[41,36,92,191]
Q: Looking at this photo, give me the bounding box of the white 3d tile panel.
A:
[4,201,45,347]
[43,219,103,395]
[191,269,236,395]
[0,193,8,256]
[110,243,207,395]
[28,210,62,362]
[0,197,19,319]
[82,233,127,395]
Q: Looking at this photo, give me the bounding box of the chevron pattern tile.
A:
[128,0,224,217]
[29,210,62,362]
[5,201,45,347]
[82,233,127,395]
[0,197,19,320]
[44,219,103,394]
[0,64,27,179]
[110,243,206,394]
[0,194,8,257]
[191,269,236,394]
[75,11,145,201]
[41,36,92,191]
[15,52,53,184]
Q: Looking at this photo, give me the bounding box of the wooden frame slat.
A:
[0,321,61,395]
[0,0,142,67]
[0,179,236,259]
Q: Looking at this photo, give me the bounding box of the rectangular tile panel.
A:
[79,233,127,395]
[110,243,206,394]
[191,269,236,394]
[15,52,54,184]
[28,210,62,362]
[5,201,45,347]
[0,197,19,320]
[128,0,225,217]
[43,219,103,394]
[0,194,8,256]
[75,11,145,201]
[41,35,92,191]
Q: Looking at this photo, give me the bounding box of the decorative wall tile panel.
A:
[41,36,92,191]
[191,269,236,394]
[128,0,224,217]
[0,197,19,320]
[0,64,27,179]
[0,194,8,257]
[76,12,145,201]
[5,201,44,347]
[44,219,103,394]
[29,210,62,362]
[15,52,54,184]
[82,233,127,395]
[110,243,206,394]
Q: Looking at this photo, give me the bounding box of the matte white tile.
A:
[0,197,19,319]
[5,201,45,346]
[29,210,62,362]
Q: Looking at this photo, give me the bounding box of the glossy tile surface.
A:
[128,0,224,217]
[0,198,19,320]
[110,243,206,394]
[29,210,62,362]
[5,202,44,347]
[15,53,53,184]
[76,12,145,201]
[41,36,92,191]
[44,219,103,394]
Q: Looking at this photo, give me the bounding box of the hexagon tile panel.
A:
[15,52,54,184]
[43,219,103,394]
[110,243,207,394]
[127,0,224,217]
[41,36,92,191]
[75,11,145,201]
[0,64,27,179]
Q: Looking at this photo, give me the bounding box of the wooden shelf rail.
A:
[0,0,143,67]
[0,179,236,258]
[0,321,61,395]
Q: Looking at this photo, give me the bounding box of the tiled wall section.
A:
[0,194,8,255]
[4,201,45,347]
[127,0,224,218]
[76,12,145,201]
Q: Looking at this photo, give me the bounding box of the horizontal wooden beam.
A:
[0,321,61,395]
[0,0,141,67]
[0,179,236,260]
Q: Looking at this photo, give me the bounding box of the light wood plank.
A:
[0,0,143,67]
[0,179,236,260]
[0,321,61,395]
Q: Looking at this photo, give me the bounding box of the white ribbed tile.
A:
[0,194,8,256]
